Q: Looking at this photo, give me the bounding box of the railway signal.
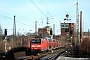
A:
[4,29,7,36]
[50,28,52,35]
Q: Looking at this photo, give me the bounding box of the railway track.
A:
[15,48,65,60]
[35,49,66,60]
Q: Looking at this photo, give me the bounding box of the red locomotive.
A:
[30,38,48,52]
[30,37,62,52]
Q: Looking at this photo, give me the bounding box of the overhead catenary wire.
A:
[0,2,42,22]
[40,0,61,35]
[40,0,52,17]
[51,4,76,18]
[48,3,76,35]
[0,3,16,14]
[40,0,54,25]
[31,0,46,18]
[0,2,45,33]
[40,0,54,27]
[40,0,48,12]
[0,1,80,35]
[0,14,34,28]
[0,1,48,22]
[39,0,76,35]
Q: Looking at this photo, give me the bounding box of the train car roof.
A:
[31,38,41,40]
[31,38,46,41]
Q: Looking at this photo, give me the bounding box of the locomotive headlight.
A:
[37,45,41,47]
[31,45,35,47]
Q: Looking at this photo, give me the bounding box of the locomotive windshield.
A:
[31,39,41,44]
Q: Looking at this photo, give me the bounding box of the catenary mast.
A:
[13,15,16,47]
[76,0,80,46]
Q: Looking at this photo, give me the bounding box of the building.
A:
[83,32,90,38]
[61,22,76,37]
[38,26,51,36]
[61,22,76,48]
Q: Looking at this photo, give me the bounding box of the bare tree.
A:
[0,24,3,35]
[0,24,3,41]
[80,37,90,52]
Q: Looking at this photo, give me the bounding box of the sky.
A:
[0,0,90,35]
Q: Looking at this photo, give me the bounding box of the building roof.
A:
[83,32,90,36]
[61,21,76,23]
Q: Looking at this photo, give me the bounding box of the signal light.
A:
[4,29,7,36]
[50,29,52,35]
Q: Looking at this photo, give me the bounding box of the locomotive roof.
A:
[32,38,45,40]
[32,37,60,41]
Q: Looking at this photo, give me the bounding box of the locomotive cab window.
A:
[31,39,41,44]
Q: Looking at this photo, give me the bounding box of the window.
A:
[61,25,64,28]
[61,24,69,28]
[65,28,69,32]
[31,39,41,44]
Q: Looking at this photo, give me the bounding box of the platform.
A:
[56,56,89,60]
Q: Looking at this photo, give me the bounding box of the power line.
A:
[40,0,48,12]
[40,0,55,27]
[40,0,61,34]
[31,0,46,17]
[40,0,54,26]
[0,3,45,29]
[0,14,34,28]
[51,4,76,18]
[45,4,76,35]
[48,4,76,25]
[0,3,32,20]
[0,1,78,35]
[16,21,34,28]
[40,0,52,17]
[0,3,16,14]
[16,18,43,21]
[0,14,13,20]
